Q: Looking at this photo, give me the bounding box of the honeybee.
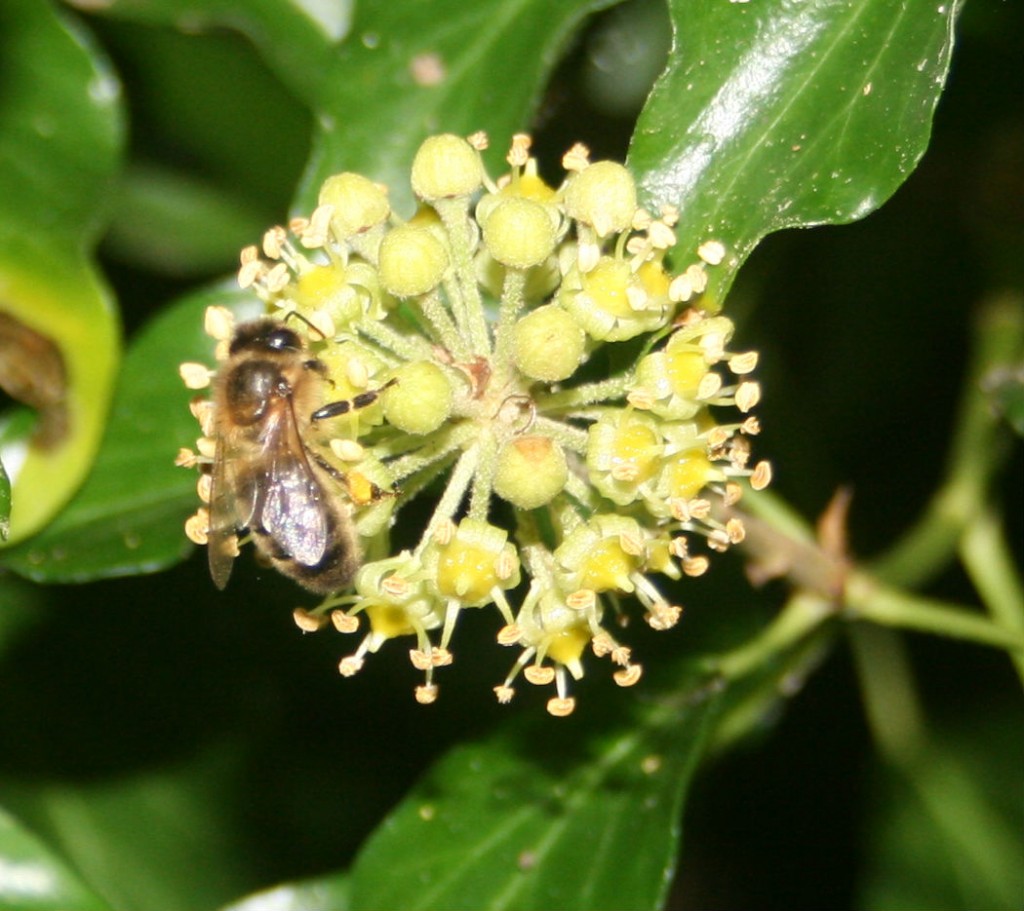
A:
[206,318,389,593]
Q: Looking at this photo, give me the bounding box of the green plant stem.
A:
[540,374,632,411]
[357,314,435,363]
[871,294,1024,587]
[717,512,1022,695]
[705,570,1023,757]
[381,420,476,479]
[848,622,1024,907]
[468,431,497,521]
[532,416,589,455]
[713,591,834,681]
[435,199,490,356]
[845,572,1024,653]
[847,623,926,763]
[961,510,1024,685]
[416,286,466,356]
[563,470,596,509]
[415,443,479,554]
[736,488,816,545]
[717,293,1024,730]
[701,592,836,754]
[493,267,526,367]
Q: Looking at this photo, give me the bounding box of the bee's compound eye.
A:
[266,327,300,351]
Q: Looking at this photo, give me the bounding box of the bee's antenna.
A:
[282,310,327,340]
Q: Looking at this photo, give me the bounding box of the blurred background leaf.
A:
[0,745,254,911]
[0,0,122,244]
[0,806,113,911]
[89,17,312,287]
[0,286,259,583]
[857,716,1024,911]
[0,0,122,543]
[71,0,623,215]
[218,875,350,911]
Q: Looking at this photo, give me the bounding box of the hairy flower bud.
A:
[493,435,568,509]
[318,172,390,238]
[481,197,557,269]
[382,361,453,434]
[378,225,448,297]
[563,160,637,237]
[411,134,484,201]
[512,304,585,381]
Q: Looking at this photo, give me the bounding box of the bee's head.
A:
[229,319,302,356]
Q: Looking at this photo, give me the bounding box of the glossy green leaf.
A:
[0,806,113,911]
[0,286,260,583]
[629,0,964,306]
[351,692,717,911]
[0,0,123,544]
[219,876,350,911]
[0,0,122,244]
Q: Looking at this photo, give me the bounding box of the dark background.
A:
[0,1,1020,908]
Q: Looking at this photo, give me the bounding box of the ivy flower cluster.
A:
[179,132,770,716]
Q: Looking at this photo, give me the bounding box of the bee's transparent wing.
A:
[257,402,329,567]
[207,434,242,590]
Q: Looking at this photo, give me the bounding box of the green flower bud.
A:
[378,225,448,298]
[411,134,483,201]
[493,435,568,509]
[512,304,585,382]
[319,172,390,238]
[563,161,637,237]
[382,360,453,434]
[475,175,559,230]
[481,197,557,269]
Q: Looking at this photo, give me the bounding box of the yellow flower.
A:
[181,133,770,713]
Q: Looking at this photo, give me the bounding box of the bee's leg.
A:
[310,377,397,423]
[309,449,397,504]
[309,450,347,485]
